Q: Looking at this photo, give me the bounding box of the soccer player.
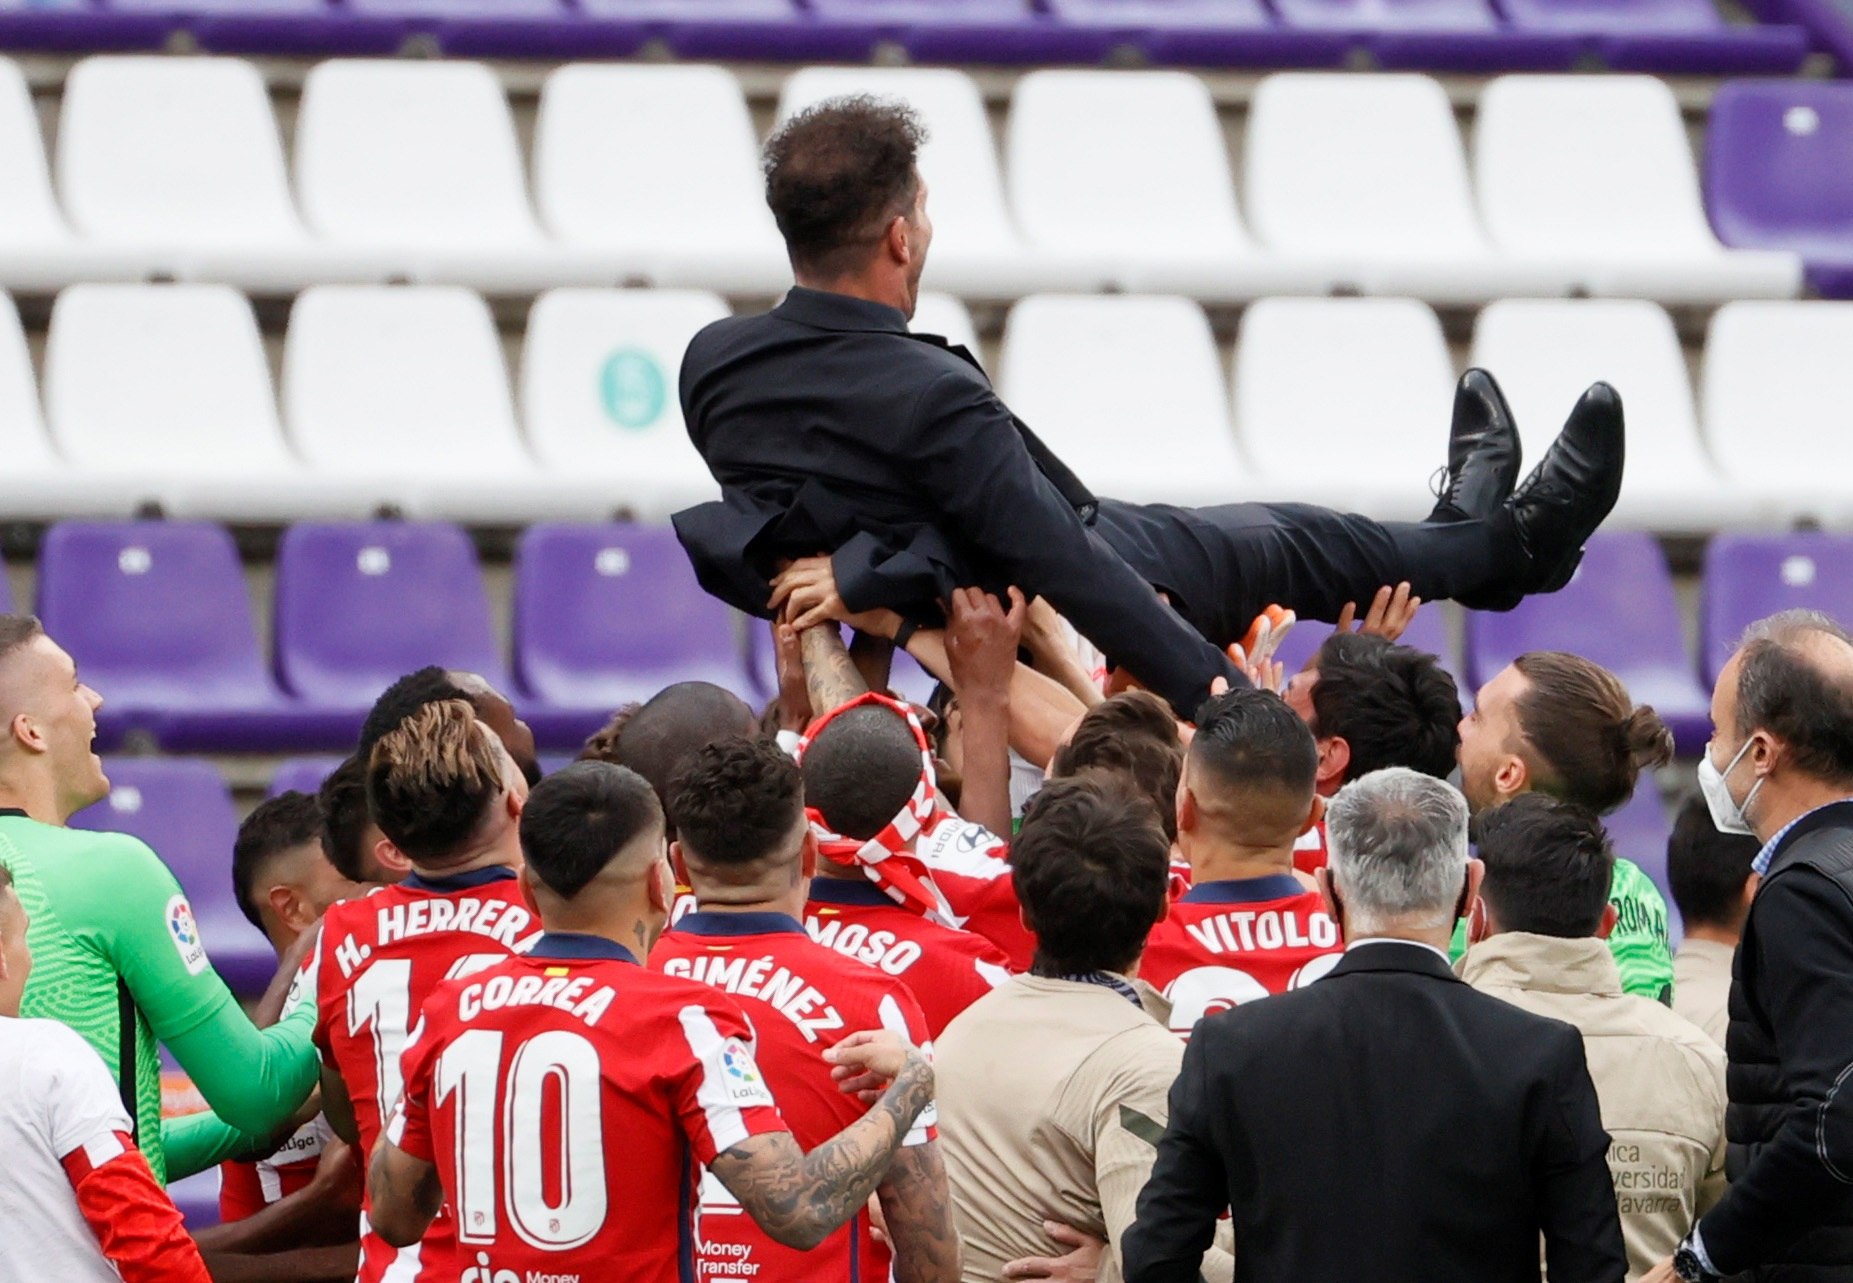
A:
[221,791,362,1253]
[1141,689,1343,1034]
[655,737,959,1283]
[369,761,938,1283]
[798,694,1013,1036]
[0,864,211,1283]
[0,614,318,1183]
[306,699,539,1283]
[358,666,542,789]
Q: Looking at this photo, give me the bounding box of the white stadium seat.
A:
[910,291,980,354]
[1470,298,1760,528]
[534,64,787,296]
[296,62,593,293]
[520,287,727,520]
[43,284,357,519]
[1233,297,1456,518]
[998,294,1245,506]
[779,67,1092,299]
[0,291,125,518]
[284,285,596,520]
[56,56,383,292]
[1702,301,1853,525]
[0,58,137,289]
[1006,71,1328,301]
[1474,76,1801,304]
[1244,74,1570,304]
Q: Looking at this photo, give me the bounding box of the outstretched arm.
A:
[800,620,872,717]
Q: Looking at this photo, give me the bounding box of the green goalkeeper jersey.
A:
[0,810,319,1183]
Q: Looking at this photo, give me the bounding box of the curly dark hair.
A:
[763,95,926,277]
[671,737,807,869]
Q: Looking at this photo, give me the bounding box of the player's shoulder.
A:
[0,1015,110,1082]
[14,821,165,879]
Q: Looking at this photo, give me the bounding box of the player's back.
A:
[393,935,790,1283]
[1140,872,1343,1036]
[652,909,937,1282]
[311,866,537,1283]
[804,877,1011,1037]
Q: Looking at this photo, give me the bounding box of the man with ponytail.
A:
[1456,651,1678,1000]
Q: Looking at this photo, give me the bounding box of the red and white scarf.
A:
[796,692,952,919]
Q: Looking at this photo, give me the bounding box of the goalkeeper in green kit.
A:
[0,614,318,1183]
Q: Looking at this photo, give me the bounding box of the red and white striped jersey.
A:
[652,910,937,1283]
[915,813,1037,969]
[390,933,791,1283]
[306,864,538,1283]
[217,1115,333,1222]
[804,877,1013,1037]
[1292,820,1331,876]
[1140,874,1344,1036]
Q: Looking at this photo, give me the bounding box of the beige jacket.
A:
[933,974,1233,1283]
[1462,933,1728,1282]
[1672,937,1734,1049]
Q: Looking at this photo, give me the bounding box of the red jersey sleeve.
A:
[874,987,938,1146]
[62,1133,211,1283]
[385,1013,436,1164]
[667,998,791,1167]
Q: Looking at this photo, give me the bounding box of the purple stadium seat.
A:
[513,524,755,747]
[99,0,400,54]
[1603,783,1679,942]
[70,758,275,995]
[1272,605,1456,678]
[1465,533,1711,753]
[572,0,862,61]
[793,0,1124,63]
[539,752,574,777]
[268,755,344,798]
[275,522,506,719]
[1270,0,1583,70]
[35,522,352,753]
[0,1,169,52]
[1492,0,1808,71]
[1701,532,1853,684]
[342,0,639,57]
[1045,0,1353,67]
[1707,82,1853,298]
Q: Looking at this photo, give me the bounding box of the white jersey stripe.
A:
[677,1005,760,1153]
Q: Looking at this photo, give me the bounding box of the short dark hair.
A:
[1012,774,1171,976]
[0,614,43,665]
[763,96,926,277]
[1310,633,1462,783]
[609,683,759,826]
[358,666,469,759]
[367,699,505,865]
[1192,686,1318,798]
[232,792,324,930]
[520,762,664,900]
[1735,613,1853,784]
[1473,793,1615,938]
[1666,793,1760,929]
[801,705,923,840]
[1050,691,1184,842]
[317,754,373,882]
[578,702,642,765]
[670,737,806,868]
[1513,652,1673,815]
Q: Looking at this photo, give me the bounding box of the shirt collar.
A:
[775,287,909,335]
[0,809,26,820]
[1752,800,1853,875]
[526,932,638,965]
[675,910,809,938]
[807,878,897,907]
[1347,936,1453,967]
[1457,932,1623,997]
[401,864,520,894]
[1180,874,1307,905]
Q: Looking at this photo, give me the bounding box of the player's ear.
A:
[8,712,44,755]
[1494,752,1529,800]
[1300,793,1325,838]
[267,883,310,934]
[374,839,412,878]
[1318,737,1351,790]
[800,829,819,880]
[1595,901,1620,941]
[886,213,910,266]
[647,858,674,916]
[517,864,540,916]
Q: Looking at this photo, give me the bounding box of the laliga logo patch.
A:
[720,1038,774,1105]
[165,895,208,976]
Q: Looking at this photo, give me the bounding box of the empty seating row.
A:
[0,0,1806,73]
[9,282,1852,528]
[0,57,1801,305]
[39,520,758,753]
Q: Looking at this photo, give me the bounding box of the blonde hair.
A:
[367,699,505,863]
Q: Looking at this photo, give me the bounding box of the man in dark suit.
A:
[675,97,1626,718]
[1647,610,1853,1283]
[1122,767,1627,1283]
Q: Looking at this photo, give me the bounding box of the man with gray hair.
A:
[1650,609,1853,1283]
[1125,767,1626,1283]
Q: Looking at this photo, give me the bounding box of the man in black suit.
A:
[1647,610,1853,1283]
[1121,766,1627,1283]
[674,97,1626,718]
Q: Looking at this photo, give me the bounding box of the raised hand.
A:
[1334,582,1422,642]
[946,586,1027,700]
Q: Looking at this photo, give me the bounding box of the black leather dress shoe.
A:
[1459,382,1625,611]
[1428,368,1522,524]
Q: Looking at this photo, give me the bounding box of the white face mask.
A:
[1698,736,1763,837]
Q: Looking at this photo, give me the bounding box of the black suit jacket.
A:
[1123,942,1627,1283]
[673,287,1238,715]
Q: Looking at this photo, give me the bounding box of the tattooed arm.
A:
[365,1134,442,1249]
[710,1033,936,1252]
[800,619,871,719]
[879,1141,963,1283]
